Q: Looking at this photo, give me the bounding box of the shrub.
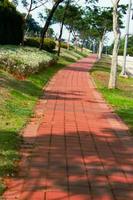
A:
[60,42,68,49]
[118,48,133,56]
[118,49,123,55]
[0,45,57,77]
[24,37,56,52]
[127,48,133,56]
[24,37,39,48]
[44,38,56,52]
[70,45,74,50]
[0,0,24,45]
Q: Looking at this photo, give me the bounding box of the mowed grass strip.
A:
[0,46,90,195]
[90,56,133,133]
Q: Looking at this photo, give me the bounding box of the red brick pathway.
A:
[3,55,133,200]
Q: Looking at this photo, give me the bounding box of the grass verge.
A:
[90,56,133,133]
[0,47,89,195]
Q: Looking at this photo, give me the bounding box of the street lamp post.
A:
[121,0,132,76]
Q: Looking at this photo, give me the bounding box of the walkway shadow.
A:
[0,73,41,98]
[4,126,133,200]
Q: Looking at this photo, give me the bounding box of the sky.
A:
[17,0,133,45]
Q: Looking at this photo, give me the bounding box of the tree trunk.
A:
[21,0,33,45]
[67,29,71,50]
[25,9,31,22]
[81,39,85,52]
[93,40,96,53]
[40,0,64,50]
[108,1,120,89]
[58,23,64,56]
[98,34,104,60]
[57,0,70,56]
[75,37,78,51]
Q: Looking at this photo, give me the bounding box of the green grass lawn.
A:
[91,56,133,133]
[0,46,90,195]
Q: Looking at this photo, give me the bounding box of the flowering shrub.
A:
[0,45,57,77]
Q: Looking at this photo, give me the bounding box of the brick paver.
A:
[3,55,133,200]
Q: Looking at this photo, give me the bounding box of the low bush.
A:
[127,48,133,56]
[24,37,39,48]
[44,38,56,52]
[118,48,123,55]
[57,42,74,50]
[24,37,56,52]
[60,42,68,49]
[118,48,133,56]
[70,45,75,50]
[0,45,57,77]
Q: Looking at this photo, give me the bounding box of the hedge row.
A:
[59,42,68,49]
[24,37,56,52]
[118,48,133,56]
[0,46,57,77]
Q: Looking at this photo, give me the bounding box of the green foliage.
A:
[25,15,42,37]
[24,37,56,52]
[108,36,133,56]
[118,48,123,55]
[84,7,113,41]
[0,45,57,77]
[54,4,83,32]
[70,45,74,50]
[0,182,6,195]
[118,48,133,56]
[118,36,133,56]
[0,0,24,45]
[81,5,126,51]
[60,42,68,49]
[44,38,56,52]
[24,37,39,48]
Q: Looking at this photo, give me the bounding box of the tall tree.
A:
[53,1,82,51]
[25,14,42,37]
[53,3,83,49]
[40,0,64,50]
[57,0,70,56]
[64,4,83,49]
[84,7,113,59]
[21,0,49,20]
[108,0,125,89]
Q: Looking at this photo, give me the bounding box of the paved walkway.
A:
[3,55,133,200]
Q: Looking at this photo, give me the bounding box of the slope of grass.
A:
[91,56,133,132]
[0,47,89,195]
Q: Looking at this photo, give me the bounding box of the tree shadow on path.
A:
[3,126,133,200]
